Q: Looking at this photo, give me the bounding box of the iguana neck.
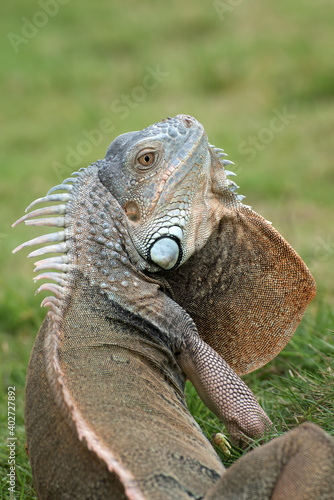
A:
[13,165,148,324]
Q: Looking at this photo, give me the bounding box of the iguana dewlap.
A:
[12,114,330,500]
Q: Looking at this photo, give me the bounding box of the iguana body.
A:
[13,115,333,499]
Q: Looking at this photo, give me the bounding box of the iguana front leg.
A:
[177,330,273,446]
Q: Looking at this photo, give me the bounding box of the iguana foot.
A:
[212,432,232,456]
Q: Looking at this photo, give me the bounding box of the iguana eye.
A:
[137,152,155,168]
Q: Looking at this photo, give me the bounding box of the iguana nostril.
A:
[150,237,180,270]
[177,114,194,128]
[123,200,141,222]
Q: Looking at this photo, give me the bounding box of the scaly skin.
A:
[13,115,331,499]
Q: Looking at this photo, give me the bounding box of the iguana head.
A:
[98,114,240,271]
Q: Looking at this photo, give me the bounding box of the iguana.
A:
[13,115,333,499]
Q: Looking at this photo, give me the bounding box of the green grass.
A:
[1,0,334,497]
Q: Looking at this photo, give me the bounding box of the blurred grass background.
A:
[1,0,333,497]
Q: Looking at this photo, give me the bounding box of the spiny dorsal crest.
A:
[12,166,146,321]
